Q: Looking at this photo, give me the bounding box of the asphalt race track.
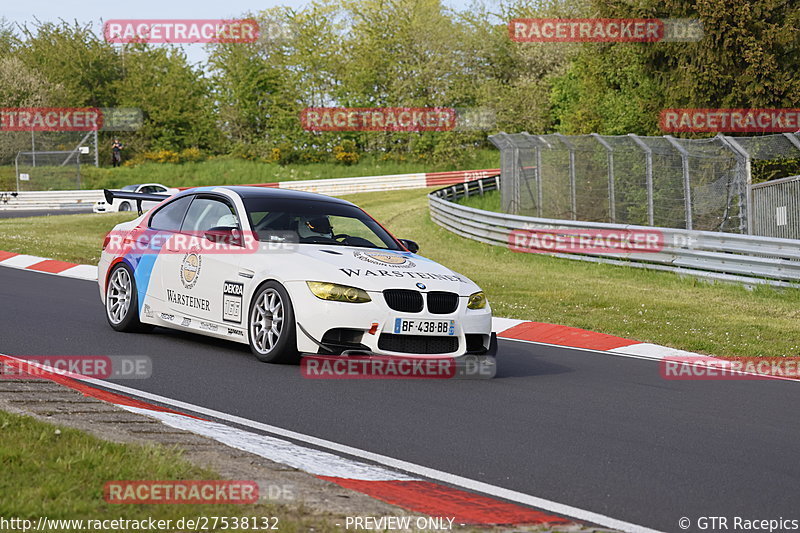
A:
[1,266,798,532]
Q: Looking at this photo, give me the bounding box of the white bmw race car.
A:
[98,186,495,364]
[93,183,179,213]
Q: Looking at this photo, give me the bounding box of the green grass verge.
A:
[0,410,337,532]
[0,212,136,265]
[0,188,798,357]
[454,189,502,212]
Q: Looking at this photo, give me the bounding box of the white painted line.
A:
[1,254,47,268]
[121,405,417,481]
[59,264,98,281]
[68,376,661,533]
[497,335,682,362]
[491,317,525,333]
[609,343,710,360]
[0,261,96,282]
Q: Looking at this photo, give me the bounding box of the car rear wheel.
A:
[105,263,152,332]
[248,281,299,364]
[119,201,131,212]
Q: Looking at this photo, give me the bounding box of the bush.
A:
[178,147,205,163]
[333,140,360,165]
[752,158,800,184]
[120,147,207,167]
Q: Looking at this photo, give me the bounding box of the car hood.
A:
[256,244,481,295]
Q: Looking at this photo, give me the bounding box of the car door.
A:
[138,194,194,322]
[160,194,247,336]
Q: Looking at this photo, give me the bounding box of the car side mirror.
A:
[205,227,241,246]
[399,239,419,253]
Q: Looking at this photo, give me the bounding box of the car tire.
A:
[119,201,131,212]
[248,281,300,364]
[105,263,153,333]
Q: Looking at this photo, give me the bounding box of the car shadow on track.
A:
[146,328,574,380]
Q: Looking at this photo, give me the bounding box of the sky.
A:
[4,0,473,65]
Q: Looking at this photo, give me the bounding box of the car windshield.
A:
[242,197,401,250]
[121,185,139,191]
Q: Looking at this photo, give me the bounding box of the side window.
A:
[153,186,167,193]
[149,195,193,232]
[181,196,239,234]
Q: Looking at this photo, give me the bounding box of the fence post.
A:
[555,133,577,220]
[94,130,100,168]
[518,133,540,216]
[628,134,654,226]
[665,135,693,231]
[719,134,753,234]
[489,132,515,213]
[535,143,543,217]
[14,152,20,193]
[783,132,800,151]
[592,133,615,223]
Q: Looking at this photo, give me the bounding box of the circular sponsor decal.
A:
[180,251,202,289]
[353,250,416,268]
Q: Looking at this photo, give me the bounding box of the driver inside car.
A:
[297,215,334,241]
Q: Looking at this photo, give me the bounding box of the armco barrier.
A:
[430,176,800,288]
[0,190,104,210]
[1,168,499,211]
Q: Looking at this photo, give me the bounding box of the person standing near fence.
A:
[111,138,124,167]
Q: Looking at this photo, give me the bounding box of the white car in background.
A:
[94,183,178,213]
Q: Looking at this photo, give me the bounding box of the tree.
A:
[207,7,309,156]
[113,45,219,153]
[547,0,800,135]
[16,20,121,107]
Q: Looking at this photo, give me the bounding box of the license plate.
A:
[393,318,455,336]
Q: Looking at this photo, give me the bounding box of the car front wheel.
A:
[248,281,299,364]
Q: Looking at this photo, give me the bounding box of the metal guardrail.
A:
[429,176,800,288]
[0,190,104,210]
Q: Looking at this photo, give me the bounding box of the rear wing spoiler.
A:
[103,189,171,216]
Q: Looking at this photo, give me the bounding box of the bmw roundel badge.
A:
[416,282,426,290]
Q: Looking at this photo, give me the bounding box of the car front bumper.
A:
[286,281,493,358]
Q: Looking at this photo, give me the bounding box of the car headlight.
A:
[307,281,371,303]
[467,291,487,309]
